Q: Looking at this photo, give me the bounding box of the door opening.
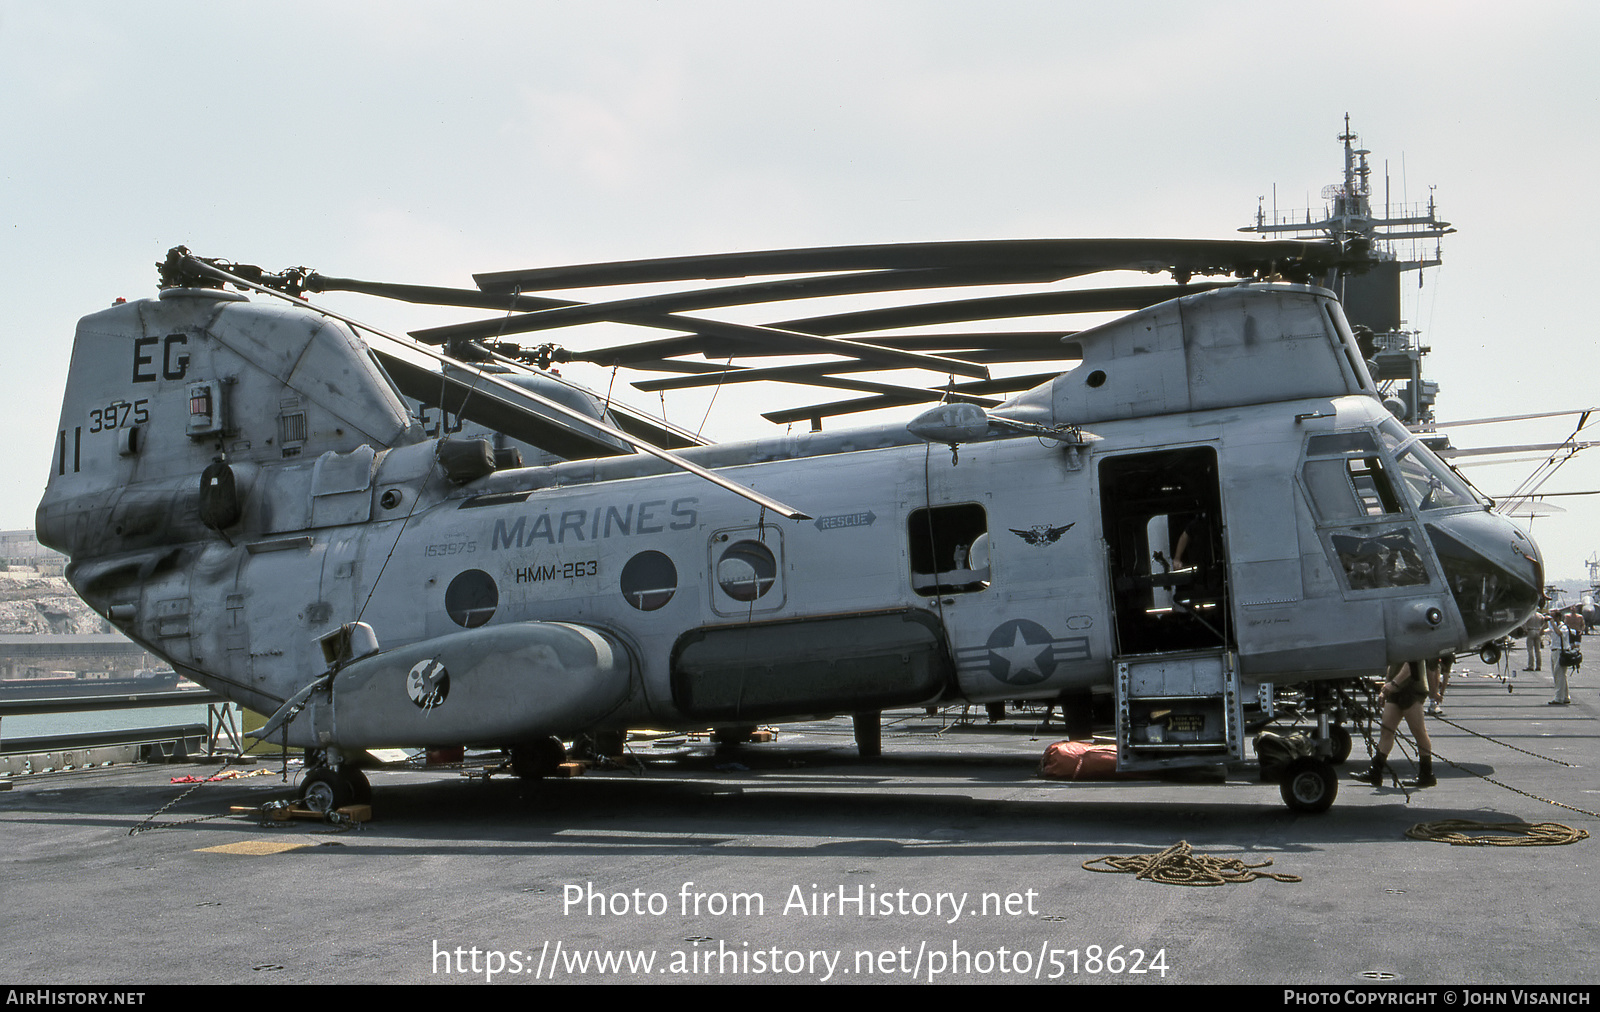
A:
[1100,447,1231,656]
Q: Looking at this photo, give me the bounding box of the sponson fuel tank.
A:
[288,622,636,750]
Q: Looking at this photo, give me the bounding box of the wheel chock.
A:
[231,802,372,824]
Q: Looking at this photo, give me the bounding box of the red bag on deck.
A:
[1039,739,1124,780]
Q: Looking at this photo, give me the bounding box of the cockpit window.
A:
[1306,431,1378,456]
[1348,456,1404,515]
[1329,526,1431,590]
[1426,522,1539,641]
[1301,452,1404,520]
[1373,418,1482,511]
[1301,424,1467,594]
[1302,460,1363,521]
[1392,445,1477,510]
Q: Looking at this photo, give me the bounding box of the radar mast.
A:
[1241,114,1454,430]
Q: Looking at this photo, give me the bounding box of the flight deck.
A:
[1,655,1594,987]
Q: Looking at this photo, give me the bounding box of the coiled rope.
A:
[1405,820,1589,847]
[1082,840,1301,886]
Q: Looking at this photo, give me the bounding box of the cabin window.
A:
[717,540,778,602]
[709,525,786,617]
[908,503,990,595]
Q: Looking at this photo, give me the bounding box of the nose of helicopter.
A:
[1425,509,1544,646]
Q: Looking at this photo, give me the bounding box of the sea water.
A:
[1,702,225,740]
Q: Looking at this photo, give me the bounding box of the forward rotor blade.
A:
[474,238,1348,292]
[631,351,1076,392]
[845,331,1077,352]
[634,361,875,392]
[1439,442,1600,458]
[583,329,1079,367]
[458,266,1052,334]
[763,373,1060,425]
[561,283,1184,366]
[774,283,1229,336]
[412,309,991,379]
[649,370,1006,404]
[1433,408,1599,428]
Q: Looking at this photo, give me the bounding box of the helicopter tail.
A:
[37,286,419,564]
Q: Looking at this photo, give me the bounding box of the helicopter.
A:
[35,240,1544,813]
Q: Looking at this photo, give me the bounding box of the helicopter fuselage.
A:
[37,282,1543,762]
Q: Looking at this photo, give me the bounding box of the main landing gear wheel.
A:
[1326,725,1352,765]
[1280,757,1338,813]
[301,766,369,813]
[511,737,568,779]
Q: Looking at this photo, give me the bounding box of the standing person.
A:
[1549,612,1576,706]
[1524,616,1545,672]
[1425,653,1454,716]
[1352,660,1436,788]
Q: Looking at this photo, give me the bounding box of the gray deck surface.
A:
[2,656,1595,987]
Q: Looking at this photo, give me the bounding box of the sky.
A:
[4,1,1599,580]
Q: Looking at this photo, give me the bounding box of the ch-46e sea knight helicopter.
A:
[37,240,1543,813]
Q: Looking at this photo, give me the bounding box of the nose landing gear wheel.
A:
[1280,757,1338,813]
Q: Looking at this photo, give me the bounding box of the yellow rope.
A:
[1405,820,1589,846]
[1082,840,1301,886]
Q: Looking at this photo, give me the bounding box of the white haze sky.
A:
[4,1,1599,580]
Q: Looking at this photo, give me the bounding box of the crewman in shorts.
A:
[1352,659,1436,788]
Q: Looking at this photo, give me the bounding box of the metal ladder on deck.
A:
[1114,648,1243,773]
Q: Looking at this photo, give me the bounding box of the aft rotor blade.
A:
[472,344,706,451]
[292,278,705,451]
[373,351,631,460]
[178,255,812,520]
[307,275,578,316]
